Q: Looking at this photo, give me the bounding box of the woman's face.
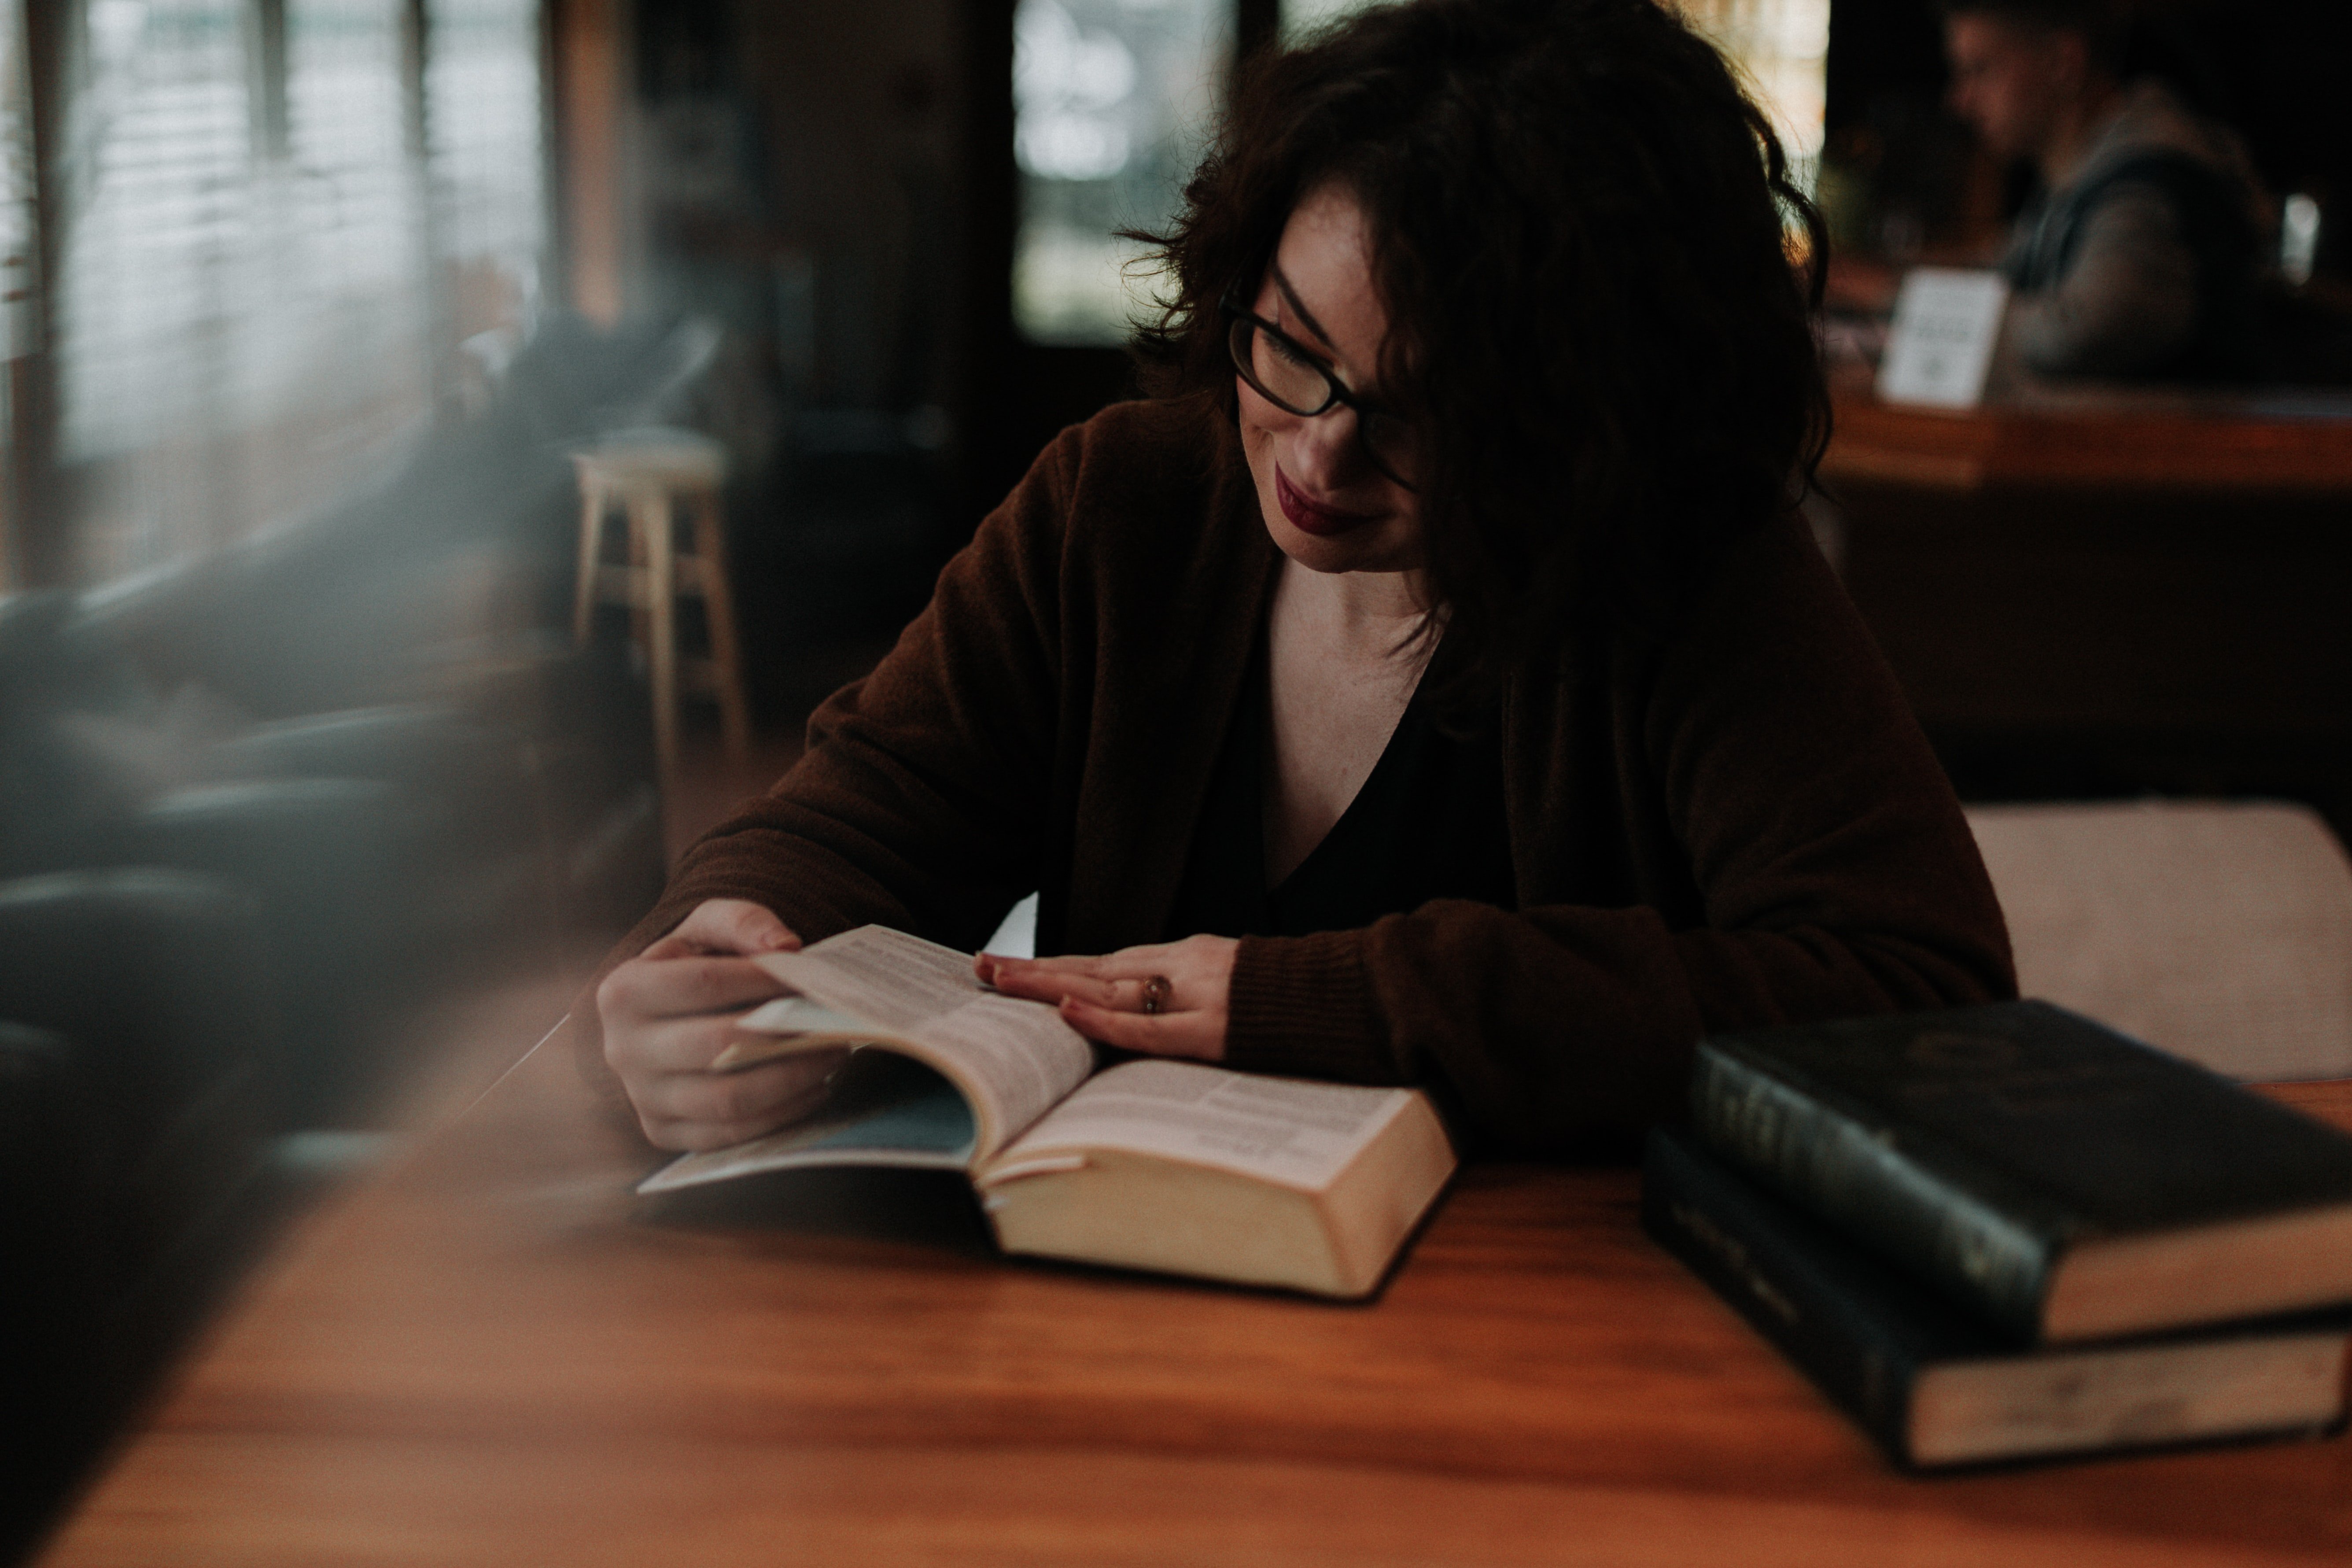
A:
[1236,183,1422,577]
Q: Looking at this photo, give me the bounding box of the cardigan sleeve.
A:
[1220,517,2017,1157]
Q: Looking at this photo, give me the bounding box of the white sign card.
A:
[1877,268,2010,410]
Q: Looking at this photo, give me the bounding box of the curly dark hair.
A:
[1132,0,1829,690]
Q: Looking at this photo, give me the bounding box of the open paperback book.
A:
[636,925,1457,1299]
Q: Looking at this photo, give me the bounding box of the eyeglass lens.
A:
[1230,317,1419,485]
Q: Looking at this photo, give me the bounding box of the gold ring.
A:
[1140,974,1174,1015]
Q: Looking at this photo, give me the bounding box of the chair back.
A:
[1967,800,2352,1081]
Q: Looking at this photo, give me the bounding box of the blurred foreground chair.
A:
[1966,801,2352,1081]
[0,871,276,1558]
[570,427,750,777]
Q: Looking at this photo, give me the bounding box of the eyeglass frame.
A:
[1219,292,1420,491]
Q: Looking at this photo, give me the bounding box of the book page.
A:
[732,996,873,1037]
[983,1060,1412,1192]
[750,926,1093,1156]
[755,926,988,1035]
[913,993,1095,1155]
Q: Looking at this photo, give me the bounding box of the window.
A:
[57,0,264,578]
[1290,1,1828,192]
[0,0,32,363]
[1278,0,1395,44]
[1675,0,1830,193]
[426,0,546,355]
[1011,0,1229,347]
[34,0,547,584]
[1009,0,1826,351]
[0,0,33,590]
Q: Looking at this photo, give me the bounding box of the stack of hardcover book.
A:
[1645,1000,2352,1468]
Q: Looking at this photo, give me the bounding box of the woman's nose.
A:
[1286,404,1366,490]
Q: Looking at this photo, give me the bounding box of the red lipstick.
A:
[1275,468,1378,538]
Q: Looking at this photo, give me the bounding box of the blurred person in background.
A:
[1943,0,2268,379]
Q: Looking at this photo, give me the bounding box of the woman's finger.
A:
[673,898,803,955]
[634,1048,848,1129]
[600,952,787,1025]
[982,948,1183,990]
[978,952,1102,987]
[617,1009,769,1075]
[985,963,1133,1010]
[645,1084,834,1153]
[1044,943,1181,975]
[1058,997,1225,1062]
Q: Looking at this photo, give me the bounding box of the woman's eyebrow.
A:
[1270,265,1338,355]
[1271,262,1397,410]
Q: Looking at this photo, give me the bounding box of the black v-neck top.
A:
[1164,635,1517,941]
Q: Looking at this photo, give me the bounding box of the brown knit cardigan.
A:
[578,396,2014,1155]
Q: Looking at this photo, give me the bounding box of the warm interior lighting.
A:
[1674,0,1829,194]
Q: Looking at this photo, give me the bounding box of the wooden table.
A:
[1822,380,2352,495]
[36,1033,2352,1567]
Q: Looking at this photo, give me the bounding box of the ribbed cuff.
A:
[1223,929,1395,1083]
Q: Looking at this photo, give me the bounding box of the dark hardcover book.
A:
[1643,1128,2352,1468]
[1689,1000,2352,1344]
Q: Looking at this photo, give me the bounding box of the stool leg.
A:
[626,500,653,661]
[641,491,680,783]
[691,487,752,762]
[571,477,604,645]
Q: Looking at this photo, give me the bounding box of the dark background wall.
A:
[619,0,2352,711]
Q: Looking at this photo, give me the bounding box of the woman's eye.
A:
[1265,333,1315,368]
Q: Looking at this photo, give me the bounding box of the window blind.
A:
[57,0,257,476]
[425,0,545,314]
[0,0,34,365]
[49,0,545,583]
[0,0,31,589]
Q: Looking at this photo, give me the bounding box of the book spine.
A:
[1641,1131,1919,1466]
[1690,1042,2054,1340]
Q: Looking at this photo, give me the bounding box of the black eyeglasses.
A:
[1221,295,1420,490]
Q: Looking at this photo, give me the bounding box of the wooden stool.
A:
[569,428,750,775]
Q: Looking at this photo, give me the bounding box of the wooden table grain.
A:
[35,1041,2352,1567]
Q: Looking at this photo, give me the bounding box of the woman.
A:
[590,0,2013,1156]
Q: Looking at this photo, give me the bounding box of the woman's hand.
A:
[977,934,1239,1062]
[596,898,850,1151]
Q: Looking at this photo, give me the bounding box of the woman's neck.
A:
[1276,556,1432,660]
[1261,556,1436,885]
